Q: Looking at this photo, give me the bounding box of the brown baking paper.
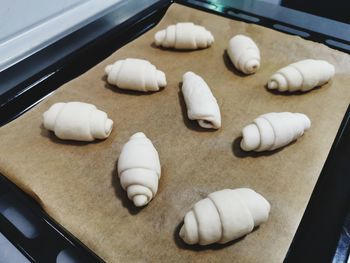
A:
[1,3,350,262]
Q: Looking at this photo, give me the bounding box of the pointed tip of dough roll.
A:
[235,188,270,226]
[327,61,336,76]
[154,30,166,46]
[295,113,311,130]
[180,211,199,245]
[43,102,66,131]
[130,132,146,140]
[241,124,260,151]
[267,73,288,91]
[179,224,198,245]
[183,71,196,80]
[105,119,113,136]
[133,195,148,207]
[156,70,167,87]
[105,65,112,74]
[235,34,245,39]
[267,80,278,90]
[183,71,196,77]
[208,32,215,45]
[245,59,260,74]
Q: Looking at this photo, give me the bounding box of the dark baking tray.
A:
[1,0,350,262]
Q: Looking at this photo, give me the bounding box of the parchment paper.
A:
[1,4,350,262]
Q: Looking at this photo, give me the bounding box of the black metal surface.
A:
[1,0,350,262]
[0,176,104,263]
[333,211,350,263]
[281,0,350,24]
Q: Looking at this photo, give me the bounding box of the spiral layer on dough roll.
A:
[240,112,311,152]
[179,188,270,245]
[117,132,161,207]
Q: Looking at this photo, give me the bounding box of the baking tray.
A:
[2,2,350,262]
[1,1,350,262]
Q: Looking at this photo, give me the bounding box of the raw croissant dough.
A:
[43,102,113,141]
[241,112,311,152]
[180,188,270,245]
[105,58,166,92]
[182,72,221,129]
[154,22,214,50]
[267,59,335,92]
[117,132,161,207]
[227,35,260,74]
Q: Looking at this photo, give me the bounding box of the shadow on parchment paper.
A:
[263,82,326,96]
[173,221,259,251]
[177,82,217,133]
[102,75,165,96]
[40,124,101,146]
[150,42,200,53]
[111,161,142,215]
[222,50,250,78]
[231,136,291,158]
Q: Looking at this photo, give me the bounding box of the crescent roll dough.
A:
[241,112,311,152]
[227,35,260,74]
[105,58,166,92]
[154,22,214,50]
[43,102,113,141]
[180,188,270,245]
[182,72,221,129]
[118,132,161,207]
[267,59,335,92]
